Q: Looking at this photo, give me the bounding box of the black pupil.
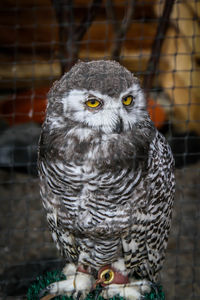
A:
[90,99,96,104]
[104,271,111,281]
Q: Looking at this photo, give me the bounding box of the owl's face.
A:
[47,60,150,135]
[62,85,146,134]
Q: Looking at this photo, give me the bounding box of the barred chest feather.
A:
[39,126,154,238]
[38,121,174,272]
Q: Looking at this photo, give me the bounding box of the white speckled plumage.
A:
[38,60,175,299]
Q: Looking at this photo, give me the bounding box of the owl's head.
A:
[47,60,151,135]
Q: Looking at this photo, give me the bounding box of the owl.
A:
[38,60,175,299]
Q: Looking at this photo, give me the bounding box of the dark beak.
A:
[114,117,123,134]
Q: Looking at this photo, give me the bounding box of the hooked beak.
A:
[114,117,123,134]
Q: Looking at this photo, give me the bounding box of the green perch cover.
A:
[27,270,165,300]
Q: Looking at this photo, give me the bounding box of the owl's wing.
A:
[122,132,175,281]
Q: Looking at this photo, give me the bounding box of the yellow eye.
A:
[122,95,134,106]
[85,99,101,108]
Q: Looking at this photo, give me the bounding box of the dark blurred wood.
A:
[107,0,136,60]
[52,0,103,73]
[143,0,175,94]
[0,0,157,89]
[0,0,59,54]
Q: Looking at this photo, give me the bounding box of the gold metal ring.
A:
[100,268,114,284]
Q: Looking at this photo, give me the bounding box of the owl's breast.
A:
[50,161,147,238]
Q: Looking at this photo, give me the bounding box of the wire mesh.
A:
[0,0,200,299]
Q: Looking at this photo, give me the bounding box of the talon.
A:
[38,287,50,299]
[76,291,82,300]
[40,295,57,300]
[39,286,57,300]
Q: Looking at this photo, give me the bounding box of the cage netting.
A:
[0,0,200,299]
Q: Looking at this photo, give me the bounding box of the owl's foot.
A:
[101,280,151,300]
[39,263,95,300]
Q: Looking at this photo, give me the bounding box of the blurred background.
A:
[0,0,200,299]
